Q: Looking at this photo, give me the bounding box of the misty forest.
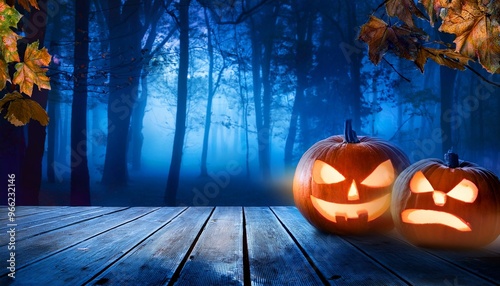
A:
[1,0,499,207]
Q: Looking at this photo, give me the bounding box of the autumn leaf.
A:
[475,28,500,74]
[13,40,51,96]
[439,0,500,73]
[386,0,426,27]
[419,0,462,26]
[415,47,470,72]
[15,0,39,11]
[0,0,22,62]
[0,91,49,126]
[361,0,499,75]
[0,0,22,28]
[0,30,21,62]
[358,16,423,65]
[0,58,10,90]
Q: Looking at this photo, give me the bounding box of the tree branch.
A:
[465,64,500,88]
[383,58,411,82]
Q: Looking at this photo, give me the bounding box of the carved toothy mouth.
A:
[401,209,471,231]
[310,194,391,223]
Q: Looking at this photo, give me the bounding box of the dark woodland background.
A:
[1,0,499,206]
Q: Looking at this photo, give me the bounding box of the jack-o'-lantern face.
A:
[401,171,478,231]
[310,159,394,223]
[293,121,410,235]
[392,154,500,248]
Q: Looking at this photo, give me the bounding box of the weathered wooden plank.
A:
[1,207,186,285]
[343,232,496,285]
[271,206,407,285]
[424,248,500,284]
[245,207,324,285]
[0,206,70,221]
[0,207,125,246]
[0,207,105,235]
[87,207,213,285]
[173,207,244,285]
[388,231,500,284]
[0,207,160,278]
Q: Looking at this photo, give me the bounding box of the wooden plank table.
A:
[1,206,499,285]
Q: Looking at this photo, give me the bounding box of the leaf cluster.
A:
[0,0,51,126]
[358,0,500,74]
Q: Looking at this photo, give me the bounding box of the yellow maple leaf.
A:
[12,40,51,96]
[439,1,500,73]
[0,58,10,90]
[0,91,49,126]
[0,29,21,62]
[0,0,22,62]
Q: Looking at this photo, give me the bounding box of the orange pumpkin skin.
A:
[392,157,500,248]
[293,135,410,235]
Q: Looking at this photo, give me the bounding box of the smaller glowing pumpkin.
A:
[392,151,500,248]
[293,120,410,235]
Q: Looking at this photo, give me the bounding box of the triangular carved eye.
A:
[410,171,434,193]
[447,179,478,203]
[361,159,395,187]
[312,160,345,184]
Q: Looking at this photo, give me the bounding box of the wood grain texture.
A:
[271,206,406,286]
[245,207,324,285]
[0,207,183,284]
[173,207,244,286]
[88,207,213,286]
[0,207,158,277]
[0,207,119,245]
[344,233,496,285]
[389,231,500,284]
[0,207,125,246]
[0,206,70,220]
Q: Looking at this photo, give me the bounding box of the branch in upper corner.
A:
[383,58,411,83]
[465,65,500,88]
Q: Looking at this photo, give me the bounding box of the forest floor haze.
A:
[39,172,295,206]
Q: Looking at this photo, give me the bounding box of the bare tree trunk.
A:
[0,120,25,205]
[18,0,49,205]
[200,7,215,177]
[234,26,251,177]
[129,0,169,171]
[440,61,457,155]
[165,0,191,205]
[285,2,314,169]
[249,16,264,175]
[130,71,149,171]
[101,0,142,187]
[248,2,278,180]
[345,0,362,132]
[46,3,65,184]
[70,0,91,205]
[46,92,58,183]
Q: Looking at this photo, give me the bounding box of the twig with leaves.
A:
[358,0,500,84]
[0,0,51,126]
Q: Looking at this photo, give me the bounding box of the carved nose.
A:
[433,191,447,206]
[348,180,360,201]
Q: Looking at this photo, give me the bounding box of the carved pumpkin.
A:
[392,152,500,248]
[293,120,410,234]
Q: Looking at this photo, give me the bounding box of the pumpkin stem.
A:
[445,150,459,168]
[344,119,360,143]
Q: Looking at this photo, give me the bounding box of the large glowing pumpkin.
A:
[392,152,500,248]
[293,120,410,235]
